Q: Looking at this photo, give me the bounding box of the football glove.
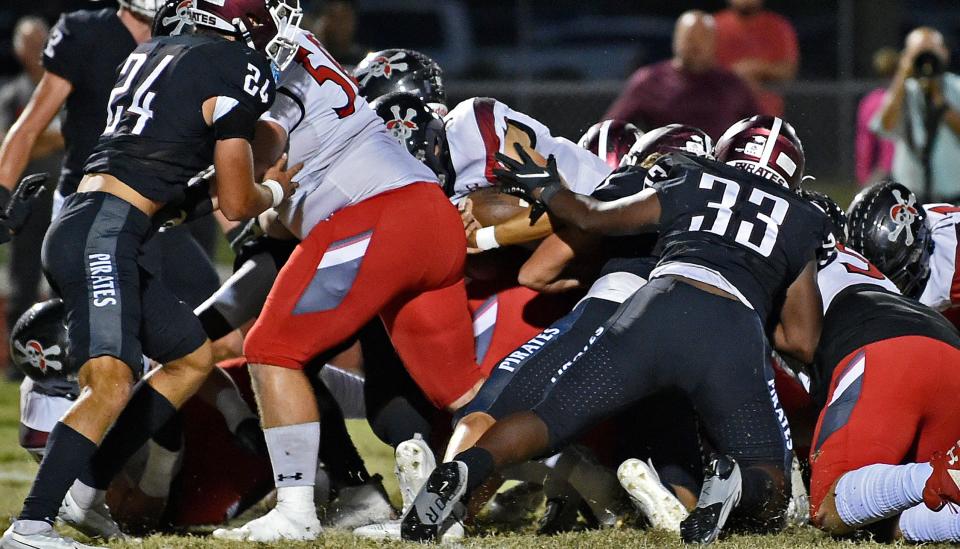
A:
[493,143,562,225]
[2,172,53,240]
[155,167,214,231]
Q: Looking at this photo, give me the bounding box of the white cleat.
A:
[786,456,809,527]
[211,508,322,542]
[395,434,436,513]
[618,458,689,532]
[1,523,99,549]
[353,518,465,541]
[323,474,396,530]
[58,490,123,540]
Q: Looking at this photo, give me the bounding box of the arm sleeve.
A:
[41,15,82,84]
[209,48,277,142]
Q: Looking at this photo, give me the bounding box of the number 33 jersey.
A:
[649,153,830,325]
[85,33,275,205]
[263,30,436,240]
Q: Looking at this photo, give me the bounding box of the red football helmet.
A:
[714,115,805,189]
[190,0,302,69]
[621,124,713,168]
[578,119,643,170]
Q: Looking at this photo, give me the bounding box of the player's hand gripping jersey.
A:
[444,97,612,201]
[263,30,436,239]
[85,33,275,204]
[649,154,829,325]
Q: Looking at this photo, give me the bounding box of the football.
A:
[467,186,530,227]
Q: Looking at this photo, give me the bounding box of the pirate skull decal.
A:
[384,105,418,143]
[357,52,409,86]
[14,339,62,374]
[888,189,919,245]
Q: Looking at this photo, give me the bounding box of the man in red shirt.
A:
[714,0,799,116]
[604,11,758,141]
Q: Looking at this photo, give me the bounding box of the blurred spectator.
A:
[872,27,960,202]
[603,10,758,141]
[307,0,366,67]
[714,0,799,116]
[855,48,899,185]
[0,16,62,379]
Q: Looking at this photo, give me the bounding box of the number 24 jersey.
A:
[85,33,275,205]
[649,154,830,326]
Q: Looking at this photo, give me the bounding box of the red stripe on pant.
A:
[808,335,960,518]
[244,183,483,409]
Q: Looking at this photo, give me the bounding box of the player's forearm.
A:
[541,186,658,237]
[0,124,43,190]
[489,209,553,247]
[878,70,910,133]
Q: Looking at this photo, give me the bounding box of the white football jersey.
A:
[817,245,900,314]
[443,98,612,201]
[263,30,436,239]
[918,204,960,311]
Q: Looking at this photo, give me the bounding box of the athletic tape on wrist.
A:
[262,179,284,208]
[476,226,500,250]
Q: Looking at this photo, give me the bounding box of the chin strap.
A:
[232,17,256,50]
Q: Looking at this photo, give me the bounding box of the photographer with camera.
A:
[874,27,960,202]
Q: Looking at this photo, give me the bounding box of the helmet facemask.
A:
[263,0,302,71]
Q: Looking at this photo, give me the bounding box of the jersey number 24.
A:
[688,173,790,257]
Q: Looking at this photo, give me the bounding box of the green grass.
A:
[0,378,949,548]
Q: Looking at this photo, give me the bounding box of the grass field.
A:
[0,378,947,548]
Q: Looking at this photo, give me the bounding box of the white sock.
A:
[138,440,182,499]
[264,422,320,489]
[276,486,318,519]
[835,462,932,526]
[900,503,960,542]
[215,387,257,434]
[69,479,105,509]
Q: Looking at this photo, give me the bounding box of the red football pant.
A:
[244,183,483,409]
[467,281,575,375]
[808,335,960,517]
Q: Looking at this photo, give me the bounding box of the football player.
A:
[800,189,960,543]
[400,116,828,544]
[10,300,275,534]
[1,1,303,547]
[208,23,487,544]
[847,181,960,330]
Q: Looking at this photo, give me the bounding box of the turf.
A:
[0,378,947,548]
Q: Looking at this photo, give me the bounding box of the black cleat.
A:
[401,461,468,542]
[680,455,742,544]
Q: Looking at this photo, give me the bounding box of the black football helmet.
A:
[847,180,932,296]
[354,49,447,116]
[371,92,454,194]
[152,0,194,37]
[189,0,303,69]
[799,189,847,245]
[577,120,643,170]
[621,124,713,168]
[10,299,79,399]
[715,115,805,189]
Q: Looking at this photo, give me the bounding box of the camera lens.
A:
[914,51,945,78]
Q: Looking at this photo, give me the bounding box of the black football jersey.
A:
[811,288,960,408]
[85,33,275,205]
[650,153,829,325]
[590,164,658,265]
[42,8,138,196]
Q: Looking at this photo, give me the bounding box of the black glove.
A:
[493,143,562,203]
[4,173,52,235]
[155,177,213,231]
[229,217,265,256]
